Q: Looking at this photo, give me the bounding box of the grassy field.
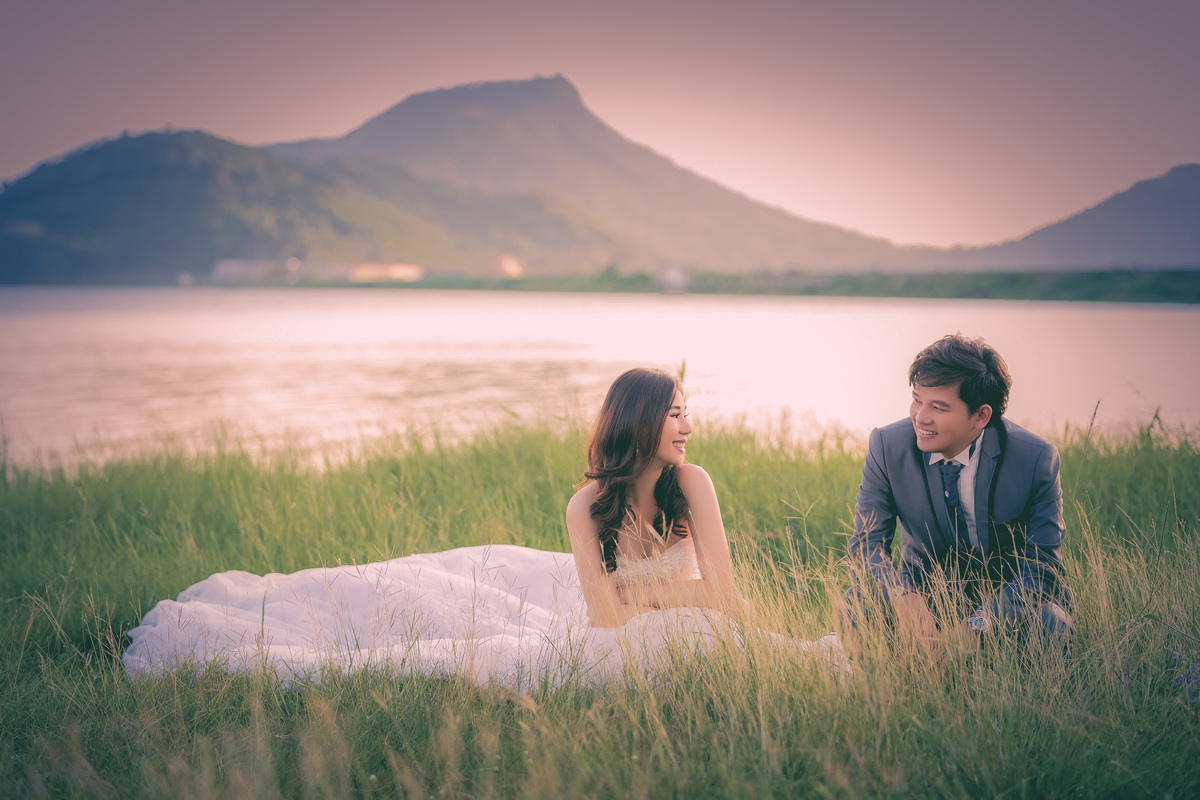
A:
[2,420,1198,798]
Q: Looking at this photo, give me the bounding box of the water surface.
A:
[1,287,1196,466]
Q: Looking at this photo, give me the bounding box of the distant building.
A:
[211,259,424,285]
[349,263,424,283]
[656,263,690,294]
[499,255,525,279]
[212,259,285,283]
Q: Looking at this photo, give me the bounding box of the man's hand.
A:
[943,621,982,658]
[892,592,943,660]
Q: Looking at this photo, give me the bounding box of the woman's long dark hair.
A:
[583,368,690,572]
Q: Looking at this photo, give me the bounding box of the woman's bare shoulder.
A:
[675,463,715,491]
[566,481,600,521]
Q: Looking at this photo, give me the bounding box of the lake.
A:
[1,287,1197,467]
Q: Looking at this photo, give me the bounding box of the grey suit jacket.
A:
[849,417,1070,615]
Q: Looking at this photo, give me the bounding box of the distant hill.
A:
[0,130,640,283]
[269,74,913,274]
[956,163,1200,270]
[1,74,1197,284]
[0,131,453,283]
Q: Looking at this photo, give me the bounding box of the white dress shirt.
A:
[929,428,985,550]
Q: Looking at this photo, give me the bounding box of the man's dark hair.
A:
[908,334,1011,423]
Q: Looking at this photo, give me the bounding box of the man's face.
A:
[909,383,991,459]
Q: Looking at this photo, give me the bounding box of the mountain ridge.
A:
[0,129,646,282]
[953,163,1200,269]
[1,75,1197,283]
[268,75,913,272]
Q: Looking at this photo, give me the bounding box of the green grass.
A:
[2,421,1199,798]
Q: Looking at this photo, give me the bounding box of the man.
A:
[844,334,1074,657]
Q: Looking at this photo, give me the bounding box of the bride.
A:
[124,368,837,687]
[565,367,747,626]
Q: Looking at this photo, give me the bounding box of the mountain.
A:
[0,129,641,283]
[0,131,435,283]
[1,74,1197,284]
[957,164,1200,270]
[268,74,914,273]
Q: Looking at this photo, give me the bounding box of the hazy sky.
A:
[4,0,1198,246]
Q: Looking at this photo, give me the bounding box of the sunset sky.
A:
[4,0,1198,247]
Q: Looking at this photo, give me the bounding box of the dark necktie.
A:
[939,460,966,542]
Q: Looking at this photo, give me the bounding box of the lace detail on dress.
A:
[612,538,699,588]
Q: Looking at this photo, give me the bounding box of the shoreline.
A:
[4,268,1200,304]
[7,412,1194,475]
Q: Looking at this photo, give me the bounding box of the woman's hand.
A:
[590,601,658,628]
[614,578,680,608]
[616,578,747,616]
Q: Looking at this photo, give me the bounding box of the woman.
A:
[124,368,827,687]
[567,367,746,627]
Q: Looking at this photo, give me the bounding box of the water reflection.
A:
[1,287,1197,467]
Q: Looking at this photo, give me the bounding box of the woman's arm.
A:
[566,485,653,628]
[616,464,744,614]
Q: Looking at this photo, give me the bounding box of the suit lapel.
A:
[973,426,1002,555]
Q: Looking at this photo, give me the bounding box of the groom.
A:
[843,334,1074,657]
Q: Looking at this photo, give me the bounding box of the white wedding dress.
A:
[124,539,839,688]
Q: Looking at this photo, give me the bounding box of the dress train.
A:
[123,544,842,687]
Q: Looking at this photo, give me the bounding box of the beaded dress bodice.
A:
[612,537,699,587]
